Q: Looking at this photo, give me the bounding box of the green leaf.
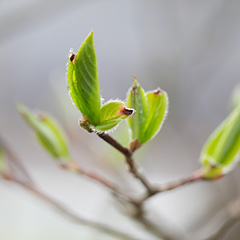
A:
[67,30,101,126]
[0,148,7,176]
[201,105,240,179]
[94,101,135,131]
[127,77,148,143]
[126,77,168,145]
[18,104,70,160]
[142,89,168,143]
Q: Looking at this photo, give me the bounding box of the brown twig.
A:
[139,170,204,202]
[96,132,204,204]
[0,136,33,184]
[1,133,208,240]
[204,218,238,240]
[125,155,157,196]
[196,197,240,240]
[97,132,131,157]
[3,175,147,240]
[0,138,150,240]
[60,161,137,203]
[133,215,178,240]
[156,170,204,192]
[97,133,156,196]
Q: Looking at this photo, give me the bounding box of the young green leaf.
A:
[126,77,148,143]
[18,104,70,160]
[94,101,135,131]
[126,77,168,145]
[201,105,240,179]
[67,30,101,126]
[143,89,168,143]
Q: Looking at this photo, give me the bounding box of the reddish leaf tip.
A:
[68,49,76,63]
[154,88,163,95]
[121,107,135,116]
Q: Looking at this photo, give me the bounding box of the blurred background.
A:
[1,0,240,239]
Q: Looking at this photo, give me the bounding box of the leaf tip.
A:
[68,48,76,63]
[85,29,94,45]
[121,107,135,117]
[153,88,162,95]
[131,75,138,87]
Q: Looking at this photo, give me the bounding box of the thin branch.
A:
[60,161,137,203]
[196,197,240,240]
[125,156,157,196]
[1,135,137,205]
[156,170,204,192]
[204,218,238,240]
[97,132,131,157]
[0,138,150,240]
[96,132,204,202]
[0,136,33,184]
[134,216,177,240]
[96,133,157,196]
[139,170,204,202]
[4,176,147,240]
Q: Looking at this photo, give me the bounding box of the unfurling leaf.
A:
[127,77,168,145]
[18,104,70,160]
[127,77,148,143]
[201,105,240,179]
[94,101,135,131]
[67,30,101,126]
[143,89,168,143]
[67,31,134,132]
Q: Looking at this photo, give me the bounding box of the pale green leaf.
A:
[94,101,135,131]
[126,77,168,145]
[18,104,70,160]
[142,89,168,144]
[127,77,148,143]
[201,105,240,178]
[67,30,101,125]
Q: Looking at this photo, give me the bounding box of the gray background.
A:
[1,0,240,239]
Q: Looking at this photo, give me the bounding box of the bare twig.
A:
[125,155,157,196]
[0,137,147,240]
[97,132,131,157]
[3,175,147,240]
[196,197,240,240]
[96,132,204,204]
[1,134,212,240]
[60,161,137,203]
[204,218,238,240]
[156,170,203,192]
[134,216,177,240]
[97,133,157,197]
[139,170,204,202]
[0,136,33,184]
